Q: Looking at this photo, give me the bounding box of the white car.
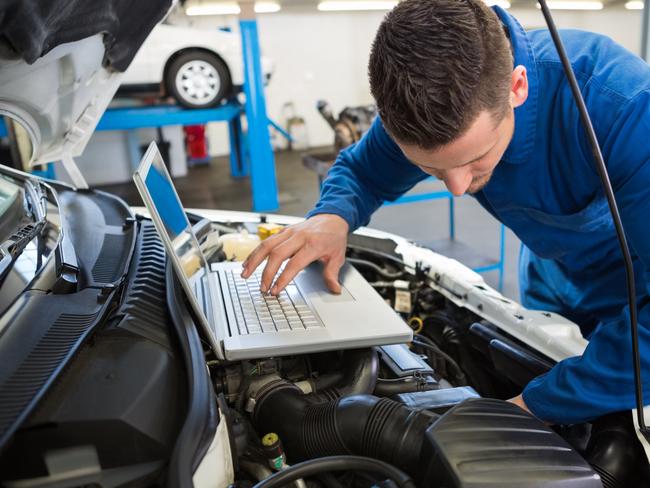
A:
[121,23,274,109]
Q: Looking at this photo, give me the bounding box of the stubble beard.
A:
[467,172,493,194]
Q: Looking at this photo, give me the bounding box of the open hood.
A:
[0,0,173,164]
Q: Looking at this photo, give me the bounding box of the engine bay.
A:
[1,208,649,488]
[194,220,649,488]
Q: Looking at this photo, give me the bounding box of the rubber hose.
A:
[251,455,416,488]
[253,390,437,478]
[374,377,438,396]
[312,348,379,401]
[347,258,405,279]
[585,412,650,488]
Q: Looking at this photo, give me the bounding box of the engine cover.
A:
[419,398,602,487]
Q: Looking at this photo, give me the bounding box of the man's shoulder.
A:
[528,28,650,102]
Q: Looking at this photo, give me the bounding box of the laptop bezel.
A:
[133,141,226,360]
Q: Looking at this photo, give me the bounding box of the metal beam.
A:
[239,16,279,211]
[641,0,650,62]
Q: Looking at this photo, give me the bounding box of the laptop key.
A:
[285,285,307,302]
[261,321,277,333]
[288,320,304,330]
[275,319,290,330]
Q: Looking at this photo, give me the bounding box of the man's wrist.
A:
[306,209,353,233]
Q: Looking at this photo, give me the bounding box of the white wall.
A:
[187,7,644,156]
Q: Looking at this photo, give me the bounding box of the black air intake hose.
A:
[253,388,437,477]
[585,412,650,488]
[310,348,379,401]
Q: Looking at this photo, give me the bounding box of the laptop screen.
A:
[139,144,207,282]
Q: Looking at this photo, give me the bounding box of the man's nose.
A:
[443,168,472,196]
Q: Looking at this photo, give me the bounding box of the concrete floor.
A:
[98,148,522,300]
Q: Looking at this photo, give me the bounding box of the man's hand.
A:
[508,394,533,415]
[241,214,349,295]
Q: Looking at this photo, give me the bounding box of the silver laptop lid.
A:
[133,142,225,359]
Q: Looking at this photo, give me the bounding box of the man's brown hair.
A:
[369,0,513,149]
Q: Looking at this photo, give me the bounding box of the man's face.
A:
[396,108,515,196]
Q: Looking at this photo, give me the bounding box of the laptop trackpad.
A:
[297,262,356,303]
[318,286,354,302]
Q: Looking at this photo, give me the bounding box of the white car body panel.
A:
[192,418,234,488]
[122,24,274,88]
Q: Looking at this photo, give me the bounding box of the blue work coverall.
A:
[306,7,650,424]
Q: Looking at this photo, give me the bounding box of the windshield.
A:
[0,175,59,314]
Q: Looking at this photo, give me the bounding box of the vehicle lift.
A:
[97,2,280,212]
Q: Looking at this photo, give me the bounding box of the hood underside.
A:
[0,0,173,165]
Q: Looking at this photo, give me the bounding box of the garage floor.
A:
[97,148,522,300]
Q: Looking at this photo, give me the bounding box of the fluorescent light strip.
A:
[256,1,281,12]
[625,0,644,9]
[536,1,603,9]
[187,3,239,15]
[186,2,281,15]
[318,1,398,11]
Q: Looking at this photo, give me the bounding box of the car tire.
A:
[166,51,232,109]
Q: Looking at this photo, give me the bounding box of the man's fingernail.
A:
[260,284,267,293]
[270,286,277,295]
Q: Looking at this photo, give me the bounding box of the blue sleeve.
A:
[306,117,427,231]
[523,90,650,424]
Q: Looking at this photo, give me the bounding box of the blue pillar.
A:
[228,116,249,178]
[240,19,279,211]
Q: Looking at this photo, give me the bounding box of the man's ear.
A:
[510,65,528,108]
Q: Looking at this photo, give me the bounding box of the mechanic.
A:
[242,0,650,425]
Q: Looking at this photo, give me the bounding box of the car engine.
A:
[1,208,649,488]
[192,220,650,488]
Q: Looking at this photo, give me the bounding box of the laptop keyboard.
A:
[224,269,323,335]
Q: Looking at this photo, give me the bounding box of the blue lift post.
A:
[240,12,279,211]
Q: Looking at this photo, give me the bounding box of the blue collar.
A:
[492,6,539,165]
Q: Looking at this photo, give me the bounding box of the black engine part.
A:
[394,387,479,414]
[419,398,602,488]
[253,387,437,478]
[584,412,650,488]
[0,222,187,486]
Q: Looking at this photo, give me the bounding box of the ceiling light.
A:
[625,0,644,9]
[536,1,603,9]
[255,1,281,12]
[317,1,398,11]
[485,0,511,8]
[186,2,281,15]
[187,3,240,15]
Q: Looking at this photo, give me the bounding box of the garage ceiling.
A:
[184,0,642,13]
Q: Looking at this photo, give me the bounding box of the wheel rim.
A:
[175,60,221,105]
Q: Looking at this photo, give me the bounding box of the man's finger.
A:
[322,254,344,294]
[269,249,316,295]
[241,230,292,278]
[260,237,304,292]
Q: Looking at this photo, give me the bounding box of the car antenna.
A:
[536,0,648,439]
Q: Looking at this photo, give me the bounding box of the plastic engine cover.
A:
[419,398,602,488]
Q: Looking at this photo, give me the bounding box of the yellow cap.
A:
[408,316,424,334]
[258,223,284,240]
[262,432,279,447]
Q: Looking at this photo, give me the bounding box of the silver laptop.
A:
[133,142,413,360]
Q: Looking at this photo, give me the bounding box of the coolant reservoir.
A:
[220,230,260,261]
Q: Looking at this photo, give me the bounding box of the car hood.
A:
[0,0,173,164]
